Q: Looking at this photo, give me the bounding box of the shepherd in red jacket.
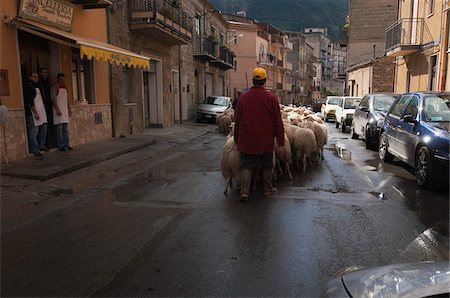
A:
[234,67,285,201]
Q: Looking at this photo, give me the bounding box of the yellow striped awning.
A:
[13,18,150,69]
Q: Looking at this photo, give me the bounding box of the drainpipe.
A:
[178,44,183,124]
[106,5,115,137]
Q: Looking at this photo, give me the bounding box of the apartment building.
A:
[348,0,399,67]
[346,0,398,96]
[223,14,293,104]
[1,0,150,162]
[386,0,449,92]
[109,0,233,131]
[286,31,314,105]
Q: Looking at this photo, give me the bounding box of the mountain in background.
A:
[209,0,348,41]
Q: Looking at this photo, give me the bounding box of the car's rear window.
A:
[374,95,396,112]
[344,98,361,109]
[327,97,339,105]
[203,97,229,106]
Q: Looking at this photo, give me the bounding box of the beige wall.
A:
[228,23,258,95]
[348,66,372,97]
[394,0,445,93]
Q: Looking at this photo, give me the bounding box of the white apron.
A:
[53,88,69,125]
[32,88,48,127]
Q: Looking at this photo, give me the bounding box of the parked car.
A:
[312,98,326,113]
[323,261,450,297]
[335,96,362,132]
[321,96,340,122]
[379,92,450,188]
[196,95,232,123]
[351,93,399,149]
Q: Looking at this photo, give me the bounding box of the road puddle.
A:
[329,142,353,161]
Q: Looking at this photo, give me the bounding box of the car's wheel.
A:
[379,131,393,162]
[335,120,339,128]
[341,119,346,132]
[350,122,359,139]
[365,127,375,150]
[416,146,433,188]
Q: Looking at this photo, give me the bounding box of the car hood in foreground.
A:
[197,104,227,114]
[324,261,450,297]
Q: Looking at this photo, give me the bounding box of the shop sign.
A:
[19,0,75,32]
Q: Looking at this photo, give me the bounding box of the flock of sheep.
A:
[218,105,328,195]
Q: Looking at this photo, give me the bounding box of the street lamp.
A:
[227,33,243,44]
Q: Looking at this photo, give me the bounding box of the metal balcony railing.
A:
[218,46,234,66]
[193,36,217,57]
[129,0,193,33]
[277,59,283,67]
[271,34,284,45]
[276,82,283,90]
[385,18,433,52]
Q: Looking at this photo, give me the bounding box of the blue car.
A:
[379,92,450,188]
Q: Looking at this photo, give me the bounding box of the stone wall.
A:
[0,109,27,163]
[372,56,395,93]
[69,104,112,146]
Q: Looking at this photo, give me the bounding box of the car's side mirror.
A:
[403,114,417,123]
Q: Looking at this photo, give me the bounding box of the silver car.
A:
[196,95,232,123]
[323,261,450,297]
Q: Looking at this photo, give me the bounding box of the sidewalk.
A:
[1,122,217,181]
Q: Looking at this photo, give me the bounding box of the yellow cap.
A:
[252,67,267,80]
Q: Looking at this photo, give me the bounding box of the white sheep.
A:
[292,127,318,171]
[220,137,240,195]
[274,133,293,180]
[304,120,328,161]
[218,114,232,135]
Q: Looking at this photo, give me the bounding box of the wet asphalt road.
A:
[1,122,449,297]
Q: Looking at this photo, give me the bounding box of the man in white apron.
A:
[23,72,44,157]
[51,73,72,151]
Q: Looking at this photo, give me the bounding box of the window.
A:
[210,26,215,38]
[194,14,200,35]
[428,55,437,91]
[404,95,419,118]
[360,95,369,109]
[391,95,411,117]
[72,49,94,103]
[123,67,134,103]
[219,33,224,45]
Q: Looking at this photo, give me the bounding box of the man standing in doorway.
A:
[38,67,53,149]
[234,67,284,201]
[23,72,47,157]
[51,73,72,151]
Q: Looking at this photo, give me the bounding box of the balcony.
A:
[281,39,293,52]
[210,46,234,69]
[385,18,433,57]
[258,54,275,66]
[277,59,284,68]
[193,36,217,61]
[271,34,284,47]
[276,82,283,90]
[129,0,193,46]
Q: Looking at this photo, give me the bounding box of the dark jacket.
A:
[23,80,37,117]
[234,85,284,154]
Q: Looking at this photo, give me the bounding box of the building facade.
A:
[386,0,449,92]
[347,0,398,67]
[0,0,150,162]
[347,56,396,96]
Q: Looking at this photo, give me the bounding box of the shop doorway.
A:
[18,30,58,149]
